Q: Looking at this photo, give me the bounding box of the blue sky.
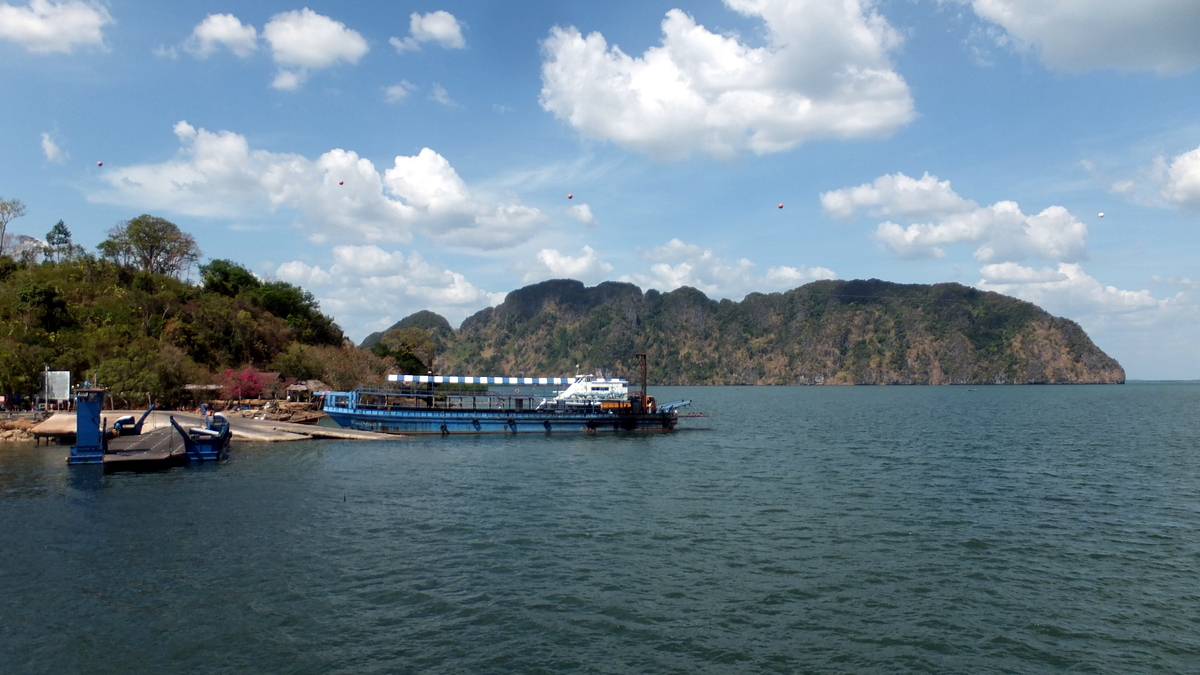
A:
[2,1,1199,379]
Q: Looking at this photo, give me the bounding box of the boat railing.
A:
[343,385,573,413]
[329,384,670,415]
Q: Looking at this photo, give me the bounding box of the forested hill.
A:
[375,279,1125,385]
[0,255,373,405]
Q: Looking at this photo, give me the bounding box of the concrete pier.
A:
[31,411,398,444]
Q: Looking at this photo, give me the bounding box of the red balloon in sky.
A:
[778,203,784,209]
[339,181,344,185]
[567,193,573,199]
[96,161,103,167]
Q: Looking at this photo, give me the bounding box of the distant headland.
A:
[366,278,1125,385]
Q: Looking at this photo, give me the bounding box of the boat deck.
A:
[102,426,188,468]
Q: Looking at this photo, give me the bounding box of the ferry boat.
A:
[321,355,691,435]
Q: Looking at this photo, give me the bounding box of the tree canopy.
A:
[98,214,201,278]
[44,220,83,263]
[200,259,262,298]
[201,259,342,346]
[370,327,438,375]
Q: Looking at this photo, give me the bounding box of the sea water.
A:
[1,383,1198,673]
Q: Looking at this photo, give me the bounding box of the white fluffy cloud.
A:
[521,246,614,284]
[1162,144,1200,208]
[93,121,547,250]
[0,0,112,53]
[621,238,835,298]
[539,0,913,160]
[960,0,1200,73]
[978,262,1161,313]
[821,172,968,220]
[822,172,1089,262]
[184,13,258,58]
[40,131,64,162]
[390,10,465,52]
[263,8,368,89]
[276,245,503,336]
[567,203,595,225]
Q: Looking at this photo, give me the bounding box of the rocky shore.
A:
[0,421,36,442]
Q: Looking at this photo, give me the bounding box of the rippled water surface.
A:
[2,384,1199,673]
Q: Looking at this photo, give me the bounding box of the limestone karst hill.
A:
[369,278,1125,385]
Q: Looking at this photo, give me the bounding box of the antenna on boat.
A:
[637,352,647,406]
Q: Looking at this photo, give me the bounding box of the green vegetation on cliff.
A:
[376,279,1124,385]
[0,215,394,406]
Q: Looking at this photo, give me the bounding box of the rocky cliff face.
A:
[380,279,1125,385]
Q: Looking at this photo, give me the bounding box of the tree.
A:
[0,197,27,256]
[253,280,342,345]
[305,344,392,390]
[18,281,72,332]
[200,259,261,297]
[44,220,74,263]
[371,327,437,374]
[221,365,265,403]
[98,214,201,277]
[271,341,323,380]
[7,234,45,265]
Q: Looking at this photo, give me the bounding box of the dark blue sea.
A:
[2,384,1199,674]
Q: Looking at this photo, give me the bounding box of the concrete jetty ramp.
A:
[31,411,397,443]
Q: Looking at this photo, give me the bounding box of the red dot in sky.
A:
[97,161,103,167]
[567,193,573,199]
[339,181,344,185]
[778,203,784,209]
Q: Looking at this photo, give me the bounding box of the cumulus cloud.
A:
[276,245,504,335]
[539,0,913,160]
[263,8,368,89]
[91,121,547,250]
[390,10,465,52]
[183,13,258,58]
[821,172,970,221]
[276,260,332,287]
[567,203,595,225]
[621,238,835,298]
[978,262,1164,315]
[385,80,415,103]
[1162,144,1200,208]
[521,246,614,284]
[40,131,64,162]
[958,0,1200,73]
[0,0,112,53]
[822,171,1089,262]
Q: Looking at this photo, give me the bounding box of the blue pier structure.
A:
[322,357,691,435]
[67,388,108,464]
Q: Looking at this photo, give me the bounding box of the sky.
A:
[2,0,1199,379]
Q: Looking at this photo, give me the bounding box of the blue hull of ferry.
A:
[323,406,677,435]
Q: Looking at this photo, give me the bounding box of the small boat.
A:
[321,354,690,435]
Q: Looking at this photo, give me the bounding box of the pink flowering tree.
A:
[221,366,265,404]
